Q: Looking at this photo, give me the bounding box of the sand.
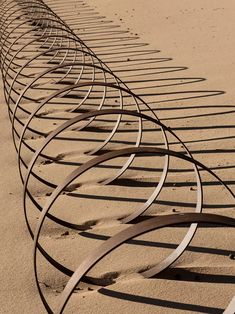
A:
[0,0,234,313]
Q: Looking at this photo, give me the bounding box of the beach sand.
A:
[0,0,234,313]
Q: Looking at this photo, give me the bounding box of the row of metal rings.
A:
[0,0,234,313]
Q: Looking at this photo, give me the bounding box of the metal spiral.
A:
[0,0,234,313]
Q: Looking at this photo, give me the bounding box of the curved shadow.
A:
[98,287,224,313]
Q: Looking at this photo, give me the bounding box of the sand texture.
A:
[0,0,234,313]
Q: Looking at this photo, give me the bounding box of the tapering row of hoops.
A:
[0,1,234,313]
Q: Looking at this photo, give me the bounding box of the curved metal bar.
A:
[38,212,235,313]
[32,147,235,311]
[4,31,82,105]
[22,110,169,231]
[0,5,57,47]
[16,81,165,185]
[13,63,122,159]
[0,2,232,314]
[2,33,85,118]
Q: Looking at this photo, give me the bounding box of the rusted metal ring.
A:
[35,212,235,314]
[32,147,234,312]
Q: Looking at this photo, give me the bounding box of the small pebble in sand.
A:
[61,231,69,236]
[41,159,53,165]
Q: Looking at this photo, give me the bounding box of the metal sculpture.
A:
[0,1,234,313]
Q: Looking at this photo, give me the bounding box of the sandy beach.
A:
[0,0,234,313]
